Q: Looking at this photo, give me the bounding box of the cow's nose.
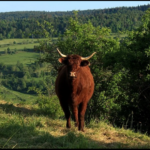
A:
[70,72,76,77]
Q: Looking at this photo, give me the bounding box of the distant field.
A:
[0,38,47,45]
[0,38,43,65]
[0,38,58,53]
[0,43,39,52]
[0,51,40,65]
[108,33,127,39]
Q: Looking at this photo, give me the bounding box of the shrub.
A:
[28,87,63,119]
[37,95,63,119]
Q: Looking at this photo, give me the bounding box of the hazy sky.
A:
[0,1,150,13]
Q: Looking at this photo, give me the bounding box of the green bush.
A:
[28,87,63,119]
[37,95,63,119]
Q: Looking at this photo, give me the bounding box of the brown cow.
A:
[55,48,96,132]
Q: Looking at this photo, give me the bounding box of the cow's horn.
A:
[56,48,67,57]
[81,52,96,60]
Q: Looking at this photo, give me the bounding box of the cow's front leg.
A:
[72,105,79,128]
[60,100,71,128]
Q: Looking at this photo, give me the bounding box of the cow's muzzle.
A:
[70,72,76,78]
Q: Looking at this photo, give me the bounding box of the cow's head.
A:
[57,48,96,78]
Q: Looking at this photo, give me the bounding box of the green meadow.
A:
[0,51,40,65]
[0,86,37,105]
[0,38,42,65]
[0,43,39,52]
[0,38,47,45]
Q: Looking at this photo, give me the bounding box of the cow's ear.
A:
[58,58,68,64]
[58,58,64,63]
[80,60,90,66]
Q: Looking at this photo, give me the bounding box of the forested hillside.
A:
[0,4,150,39]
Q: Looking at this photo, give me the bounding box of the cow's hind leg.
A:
[60,100,71,128]
[78,102,87,132]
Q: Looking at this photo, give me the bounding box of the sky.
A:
[0,1,150,13]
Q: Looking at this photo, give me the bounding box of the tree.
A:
[7,47,10,54]
[101,8,150,133]
[118,8,150,133]
[5,49,7,54]
[0,33,3,40]
[17,29,23,38]
[21,79,27,89]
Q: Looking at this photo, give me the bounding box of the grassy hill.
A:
[0,99,150,148]
[0,86,37,105]
[1,36,150,148]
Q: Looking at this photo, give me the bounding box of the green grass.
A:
[0,38,41,66]
[107,33,127,39]
[0,86,37,105]
[0,51,40,65]
[0,38,47,45]
[0,43,39,52]
[0,38,53,52]
[0,99,150,148]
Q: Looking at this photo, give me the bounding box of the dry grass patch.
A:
[85,122,150,148]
